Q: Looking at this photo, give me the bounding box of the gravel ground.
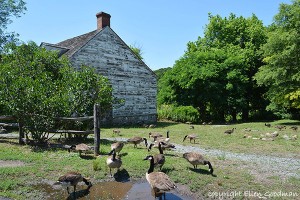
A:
[106,137,300,180]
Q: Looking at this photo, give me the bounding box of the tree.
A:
[154,67,172,80]
[254,0,300,117]
[0,0,26,51]
[158,13,268,122]
[0,42,112,142]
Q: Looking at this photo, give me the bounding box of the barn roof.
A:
[41,11,156,77]
[41,29,100,58]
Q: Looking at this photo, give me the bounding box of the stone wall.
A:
[69,27,157,125]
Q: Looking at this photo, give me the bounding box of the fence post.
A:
[94,104,100,156]
[18,121,25,145]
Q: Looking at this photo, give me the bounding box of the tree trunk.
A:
[242,108,249,121]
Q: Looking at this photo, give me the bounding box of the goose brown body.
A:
[106,149,122,176]
[224,128,235,134]
[183,134,199,143]
[148,142,175,151]
[55,171,91,194]
[154,131,170,143]
[111,141,124,155]
[144,155,176,198]
[183,152,214,174]
[68,143,90,156]
[127,136,148,148]
[149,132,163,141]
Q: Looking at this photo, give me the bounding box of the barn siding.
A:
[69,28,157,125]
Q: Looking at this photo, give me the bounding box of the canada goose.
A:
[127,136,148,148]
[275,125,286,131]
[183,134,199,143]
[148,142,176,151]
[150,142,166,171]
[106,149,122,177]
[224,128,235,134]
[271,131,279,138]
[265,123,271,128]
[0,126,7,133]
[183,152,214,174]
[190,125,194,129]
[68,143,90,156]
[54,171,92,196]
[154,130,170,143]
[111,141,124,155]
[149,132,163,140]
[291,134,298,140]
[143,155,176,199]
[290,126,298,131]
[113,129,121,135]
[148,124,156,128]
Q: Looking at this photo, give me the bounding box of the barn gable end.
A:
[42,12,157,125]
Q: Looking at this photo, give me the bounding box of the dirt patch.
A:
[0,160,25,167]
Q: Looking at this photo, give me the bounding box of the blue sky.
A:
[8,0,291,70]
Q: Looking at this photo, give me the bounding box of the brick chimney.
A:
[96,12,111,29]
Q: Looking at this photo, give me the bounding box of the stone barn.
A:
[41,12,157,125]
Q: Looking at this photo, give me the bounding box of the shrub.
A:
[158,104,200,123]
[0,42,112,142]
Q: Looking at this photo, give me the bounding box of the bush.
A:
[158,104,200,123]
[0,42,112,142]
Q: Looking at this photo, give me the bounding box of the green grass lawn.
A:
[0,120,299,199]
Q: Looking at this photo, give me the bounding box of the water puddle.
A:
[34,180,193,200]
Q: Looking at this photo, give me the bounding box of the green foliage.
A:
[158,13,268,122]
[0,42,112,141]
[158,104,199,123]
[0,0,26,51]
[154,67,172,80]
[254,0,300,117]
[129,44,143,60]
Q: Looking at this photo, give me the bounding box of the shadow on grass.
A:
[0,139,20,145]
[162,167,176,174]
[118,152,128,157]
[27,138,115,153]
[79,155,96,160]
[189,167,214,176]
[278,121,300,126]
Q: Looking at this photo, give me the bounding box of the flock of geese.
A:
[54,122,299,199]
[55,128,214,199]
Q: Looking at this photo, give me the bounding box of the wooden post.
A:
[94,104,100,156]
[19,121,25,145]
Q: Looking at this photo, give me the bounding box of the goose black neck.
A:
[158,142,163,154]
[143,138,148,146]
[167,131,169,138]
[204,161,214,174]
[183,135,187,142]
[112,150,116,160]
[82,177,90,186]
[148,157,155,174]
